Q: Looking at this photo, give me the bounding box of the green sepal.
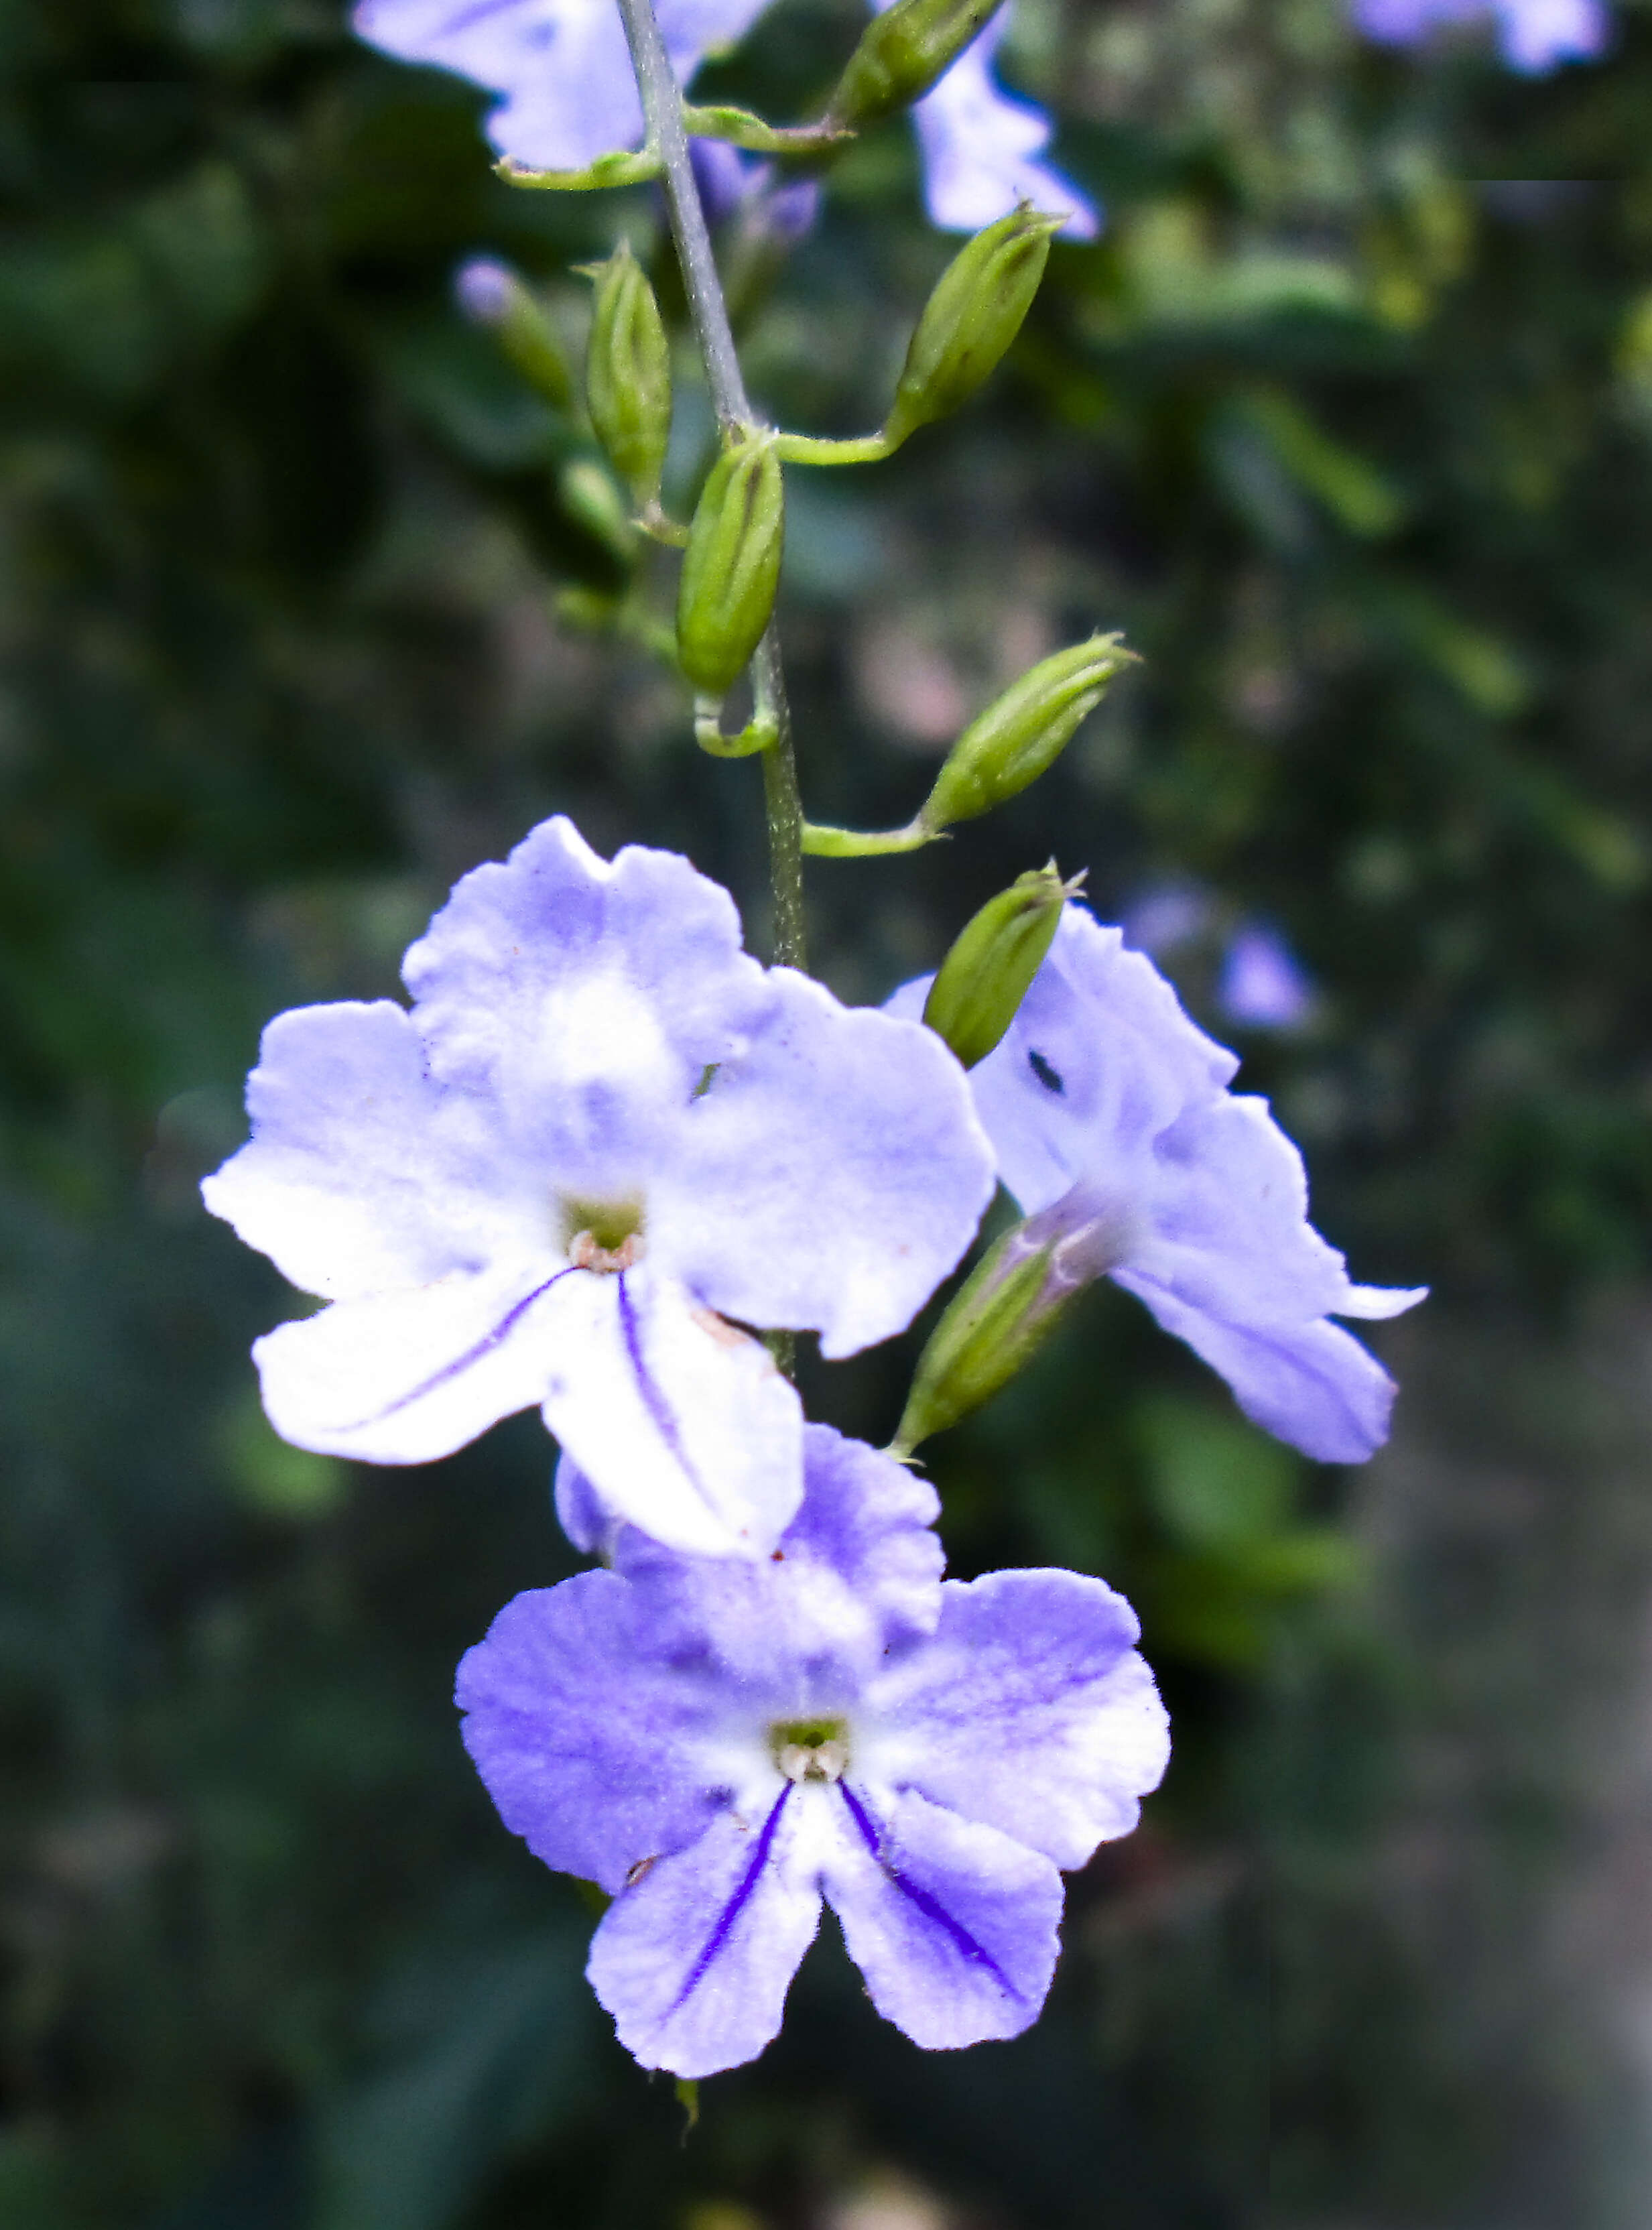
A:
[922,863,1074,1068]
[676,435,785,696]
[582,240,673,503]
[826,0,1006,132]
[881,204,1062,452]
[919,633,1133,832]
[892,1223,1074,1454]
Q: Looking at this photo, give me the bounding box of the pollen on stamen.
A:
[569,1229,643,1274]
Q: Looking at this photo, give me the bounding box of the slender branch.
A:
[615,0,808,973]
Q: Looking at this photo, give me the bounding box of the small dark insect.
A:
[771,1549,785,1562]
[1028,1049,1065,1095]
[624,1855,657,1887]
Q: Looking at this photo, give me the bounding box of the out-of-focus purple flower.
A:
[688,137,822,245]
[453,253,516,324]
[1218,924,1316,1032]
[462,1425,1169,2076]
[354,0,1096,236]
[203,816,993,1558]
[889,904,1425,1464]
[1353,0,1608,73]
[1121,879,1212,958]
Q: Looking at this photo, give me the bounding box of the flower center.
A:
[560,1194,645,1273]
[769,1716,848,1784]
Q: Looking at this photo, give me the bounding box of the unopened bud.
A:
[583,241,673,504]
[829,0,1006,132]
[919,633,1132,833]
[676,435,785,694]
[454,255,572,412]
[881,206,1062,452]
[923,863,1074,1068]
[558,457,637,565]
[893,1183,1127,1452]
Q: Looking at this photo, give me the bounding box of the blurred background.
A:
[3,1,1652,2223]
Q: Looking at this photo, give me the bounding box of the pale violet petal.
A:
[1342,1281,1429,1319]
[1115,1268,1405,1463]
[608,1424,945,1688]
[651,972,995,1358]
[902,11,1098,239]
[252,1259,568,1463]
[1495,0,1608,70]
[401,815,771,1194]
[201,1001,515,1301]
[456,1572,725,1894]
[824,1785,1062,2048]
[866,1570,1169,1871]
[586,1792,823,2077]
[540,1265,804,1558]
[552,1449,617,1556]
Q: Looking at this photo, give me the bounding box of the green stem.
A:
[800,818,935,858]
[774,430,897,467]
[615,0,808,971]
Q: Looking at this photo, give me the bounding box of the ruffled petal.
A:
[892,904,1236,1221]
[1129,1093,1403,1327]
[540,1265,804,1557]
[587,1792,822,2077]
[252,1259,568,1463]
[401,816,772,1198]
[202,1001,513,1301]
[903,11,1098,239]
[456,1572,725,1894]
[866,1570,1168,1871]
[824,1786,1062,2049]
[606,1424,944,1690]
[1115,1268,1407,1463]
[653,972,994,1358]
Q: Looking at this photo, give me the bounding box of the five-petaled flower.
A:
[459,1425,1169,2076]
[890,902,1425,1464]
[353,0,1098,237]
[203,816,993,1556]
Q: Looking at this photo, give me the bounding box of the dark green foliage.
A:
[3,0,1652,2224]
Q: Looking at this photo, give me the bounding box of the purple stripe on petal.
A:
[344,1266,574,1430]
[615,1269,716,1513]
[838,1783,1024,2002]
[435,0,526,36]
[668,1786,792,2014]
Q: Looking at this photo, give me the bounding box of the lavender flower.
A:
[203,816,993,1556]
[353,0,1097,236]
[890,904,1425,1464]
[1217,924,1316,1032]
[1353,0,1608,74]
[461,1425,1168,2074]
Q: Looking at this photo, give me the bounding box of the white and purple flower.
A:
[460,1425,1169,2075]
[203,816,993,1557]
[1352,0,1608,74]
[353,0,1098,237]
[890,902,1425,1465]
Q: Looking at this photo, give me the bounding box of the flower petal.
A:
[401,816,772,1197]
[456,1572,724,1894]
[867,1570,1168,1871]
[541,1266,804,1557]
[903,11,1098,239]
[824,1785,1062,2049]
[654,972,995,1358]
[891,904,1236,1223]
[1115,1267,1407,1463]
[587,1792,822,2077]
[605,1424,944,1689]
[202,1001,513,1301]
[252,1260,568,1463]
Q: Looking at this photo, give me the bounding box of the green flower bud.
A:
[828,0,1006,131]
[922,863,1075,1068]
[893,1183,1124,1454]
[676,435,785,696]
[455,257,573,412]
[918,633,1132,833]
[881,206,1062,452]
[582,241,674,504]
